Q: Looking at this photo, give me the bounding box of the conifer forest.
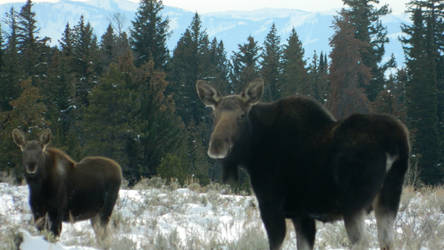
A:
[0,0,443,187]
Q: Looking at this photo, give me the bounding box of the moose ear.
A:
[39,129,51,150]
[12,129,26,151]
[241,79,264,105]
[196,80,221,109]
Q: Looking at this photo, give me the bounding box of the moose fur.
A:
[12,129,122,242]
[196,79,409,250]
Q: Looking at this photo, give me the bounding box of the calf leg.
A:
[344,210,368,250]
[31,208,48,232]
[48,210,63,237]
[259,203,286,250]
[92,189,119,248]
[292,217,316,250]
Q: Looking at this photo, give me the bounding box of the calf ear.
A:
[12,129,26,151]
[196,80,220,109]
[39,129,51,150]
[242,79,264,105]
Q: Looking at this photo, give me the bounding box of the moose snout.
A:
[208,137,231,159]
[26,163,38,175]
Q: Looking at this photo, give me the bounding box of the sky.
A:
[0,0,411,14]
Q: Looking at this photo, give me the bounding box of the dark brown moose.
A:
[196,79,409,250]
[12,128,122,243]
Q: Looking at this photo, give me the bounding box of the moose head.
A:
[12,128,51,177]
[196,79,264,159]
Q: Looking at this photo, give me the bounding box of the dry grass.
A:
[1,180,443,250]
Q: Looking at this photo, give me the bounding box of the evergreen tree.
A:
[342,0,394,101]
[16,0,50,83]
[1,8,21,112]
[0,79,48,179]
[168,13,218,183]
[100,24,118,69]
[401,1,442,184]
[130,0,169,69]
[41,49,76,153]
[261,23,282,101]
[308,51,330,103]
[281,28,309,98]
[207,38,230,95]
[229,36,261,93]
[328,11,371,119]
[168,13,210,125]
[71,16,100,108]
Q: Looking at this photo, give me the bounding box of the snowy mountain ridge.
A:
[0,0,408,64]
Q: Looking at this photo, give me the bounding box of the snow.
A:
[0,182,443,249]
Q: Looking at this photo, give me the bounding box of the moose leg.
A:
[92,189,119,248]
[373,156,407,250]
[374,197,396,250]
[344,210,368,250]
[48,209,63,237]
[259,203,286,250]
[292,217,316,250]
[31,207,47,231]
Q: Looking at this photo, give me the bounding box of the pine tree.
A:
[167,13,217,183]
[16,0,50,83]
[328,11,371,119]
[229,36,261,93]
[1,8,21,112]
[41,49,76,153]
[0,79,48,179]
[342,0,394,101]
[401,1,442,184]
[281,28,309,98]
[130,0,169,69]
[308,51,330,103]
[100,24,117,69]
[207,38,230,95]
[71,15,100,108]
[168,13,210,125]
[260,24,282,101]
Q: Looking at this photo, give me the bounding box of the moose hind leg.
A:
[292,217,316,250]
[374,201,395,250]
[344,210,368,250]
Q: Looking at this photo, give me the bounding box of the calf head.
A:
[12,129,51,177]
[196,79,264,159]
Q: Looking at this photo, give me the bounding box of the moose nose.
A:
[208,138,230,159]
[26,163,38,174]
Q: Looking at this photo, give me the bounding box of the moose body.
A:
[197,80,409,250]
[12,129,122,241]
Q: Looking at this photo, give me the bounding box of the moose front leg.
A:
[258,202,287,250]
[31,208,48,232]
[48,208,63,237]
[29,199,48,232]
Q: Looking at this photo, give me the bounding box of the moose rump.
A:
[12,129,122,243]
[196,79,410,250]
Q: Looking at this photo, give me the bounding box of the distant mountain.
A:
[0,0,410,65]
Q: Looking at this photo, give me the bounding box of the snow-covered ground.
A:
[0,180,443,250]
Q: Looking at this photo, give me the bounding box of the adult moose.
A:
[12,128,122,244]
[196,79,409,250]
